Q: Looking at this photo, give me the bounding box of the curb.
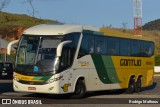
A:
[1,92,31,97]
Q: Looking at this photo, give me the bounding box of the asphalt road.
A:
[0,76,160,106]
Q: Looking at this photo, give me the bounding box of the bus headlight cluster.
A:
[13,75,19,81]
[47,75,63,83]
[47,79,55,83]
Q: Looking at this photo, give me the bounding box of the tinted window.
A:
[60,33,80,70]
[107,37,119,55]
[149,42,154,56]
[88,36,95,54]
[120,39,130,56]
[95,37,107,54]
[79,33,89,57]
[78,33,95,58]
[131,40,141,56]
[78,33,154,58]
[141,41,154,57]
[63,33,80,48]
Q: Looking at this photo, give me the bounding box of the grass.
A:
[100,28,133,37]
[0,12,59,27]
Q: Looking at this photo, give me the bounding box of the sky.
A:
[2,0,160,29]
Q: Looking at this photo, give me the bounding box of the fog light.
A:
[47,79,54,83]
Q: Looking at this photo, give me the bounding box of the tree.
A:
[27,0,35,17]
[122,22,128,32]
[122,22,128,29]
[0,0,10,12]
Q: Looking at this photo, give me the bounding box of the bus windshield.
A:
[15,33,80,75]
[16,36,61,65]
[15,35,62,74]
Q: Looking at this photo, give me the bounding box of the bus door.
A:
[59,45,73,92]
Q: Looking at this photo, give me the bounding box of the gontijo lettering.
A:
[120,59,141,66]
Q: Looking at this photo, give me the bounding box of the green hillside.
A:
[143,19,160,30]
[1,12,160,65]
[0,12,59,27]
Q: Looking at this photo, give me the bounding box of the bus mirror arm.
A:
[56,41,72,57]
[53,41,72,72]
[7,40,19,55]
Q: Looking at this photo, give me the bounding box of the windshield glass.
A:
[15,33,80,75]
[16,35,61,65]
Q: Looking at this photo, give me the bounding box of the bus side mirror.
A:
[56,41,72,57]
[7,40,19,55]
[53,40,72,72]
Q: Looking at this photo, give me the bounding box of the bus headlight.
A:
[47,75,63,83]
[47,79,55,83]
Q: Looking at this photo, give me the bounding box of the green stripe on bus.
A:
[91,55,120,84]
[33,76,52,81]
[33,76,43,80]
[40,76,52,81]
[91,54,112,84]
[102,56,120,83]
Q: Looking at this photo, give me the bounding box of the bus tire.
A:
[135,77,142,93]
[126,78,135,94]
[71,79,86,99]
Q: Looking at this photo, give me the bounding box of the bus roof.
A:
[23,24,153,42]
[23,24,99,35]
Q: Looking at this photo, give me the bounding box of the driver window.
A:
[78,33,95,58]
[59,46,71,70]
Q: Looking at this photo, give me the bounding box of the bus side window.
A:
[141,41,149,57]
[107,37,119,56]
[95,37,106,54]
[131,40,141,57]
[89,36,94,54]
[78,34,89,58]
[59,46,71,70]
[120,39,130,56]
[147,42,154,57]
[61,33,80,68]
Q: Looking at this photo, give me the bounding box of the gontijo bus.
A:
[7,24,154,98]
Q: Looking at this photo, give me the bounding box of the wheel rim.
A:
[128,79,135,93]
[130,84,135,93]
[136,79,141,92]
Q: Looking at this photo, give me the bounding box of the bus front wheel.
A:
[126,78,135,94]
[71,79,86,99]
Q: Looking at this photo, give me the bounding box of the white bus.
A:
[8,24,154,98]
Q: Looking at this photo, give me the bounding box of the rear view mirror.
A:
[7,40,19,55]
[56,41,72,57]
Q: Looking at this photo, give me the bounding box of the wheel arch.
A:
[135,75,143,82]
[72,76,86,92]
[129,75,136,81]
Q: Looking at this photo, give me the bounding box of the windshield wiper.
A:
[34,37,42,64]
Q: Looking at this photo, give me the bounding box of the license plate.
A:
[28,87,36,90]
[2,73,7,76]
